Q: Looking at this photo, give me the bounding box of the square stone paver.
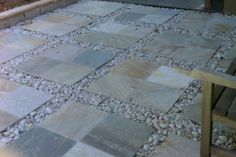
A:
[0,78,52,131]
[184,93,202,123]
[0,32,45,64]
[141,31,221,64]
[16,44,115,85]
[22,13,92,36]
[147,66,193,89]
[152,134,200,157]
[175,13,236,34]
[116,6,179,25]
[0,127,76,157]
[88,59,192,112]
[41,101,153,157]
[78,22,152,49]
[63,142,114,157]
[65,1,124,16]
[78,31,139,49]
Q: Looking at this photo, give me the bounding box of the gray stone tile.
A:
[40,62,93,84]
[23,21,78,36]
[41,101,152,157]
[66,1,123,16]
[115,12,146,21]
[88,72,182,112]
[0,86,52,117]
[42,44,85,62]
[23,13,92,36]
[138,9,180,25]
[73,49,115,68]
[0,32,45,64]
[152,134,200,157]
[17,44,115,84]
[219,45,236,69]
[117,25,152,38]
[129,5,159,14]
[111,59,158,79]
[92,22,152,38]
[176,13,236,34]
[40,13,92,28]
[78,31,139,49]
[63,142,114,157]
[64,16,92,27]
[41,101,107,141]
[0,110,18,131]
[92,22,126,34]
[0,78,20,131]
[184,94,202,123]
[116,7,179,25]
[0,78,19,97]
[0,127,76,157]
[82,114,153,157]
[147,66,193,89]
[42,44,114,69]
[142,32,220,64]
[16,56,61,75]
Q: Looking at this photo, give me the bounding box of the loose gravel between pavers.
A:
[0,0,236,156]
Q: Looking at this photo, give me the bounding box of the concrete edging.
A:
[0,0,78,29]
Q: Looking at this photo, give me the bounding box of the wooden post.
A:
[205,0,212,10]
[201,81,214,157]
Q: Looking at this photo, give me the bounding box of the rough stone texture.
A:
[0,127,76,157]
[16,44,115,84]
[184,93,202,123]
[22,13,92,36]
[175,13,236,34]
[0,78,52,131]
[88,59,192,112]
[116,6,180,25]
[65,1,124,16]
[0,32,45,64]
[152,134,200,157]
[78,21,152,49]
[141,31,221,64]
[219,45,236,69]
[41,101,153,157]
[0,0,235,156]
[63,142,114,157]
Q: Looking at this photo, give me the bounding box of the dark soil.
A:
[0,0,39,12]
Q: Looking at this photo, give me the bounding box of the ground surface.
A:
[101,0,204,9]
[0,0,236,157]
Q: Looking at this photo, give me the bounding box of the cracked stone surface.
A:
[0,0,236,157]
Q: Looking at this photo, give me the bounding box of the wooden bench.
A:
[192,58,236,157]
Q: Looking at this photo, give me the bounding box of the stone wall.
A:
[0,0,38,12]
[0,0,78,29]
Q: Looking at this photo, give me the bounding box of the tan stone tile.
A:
[112,59,158,79]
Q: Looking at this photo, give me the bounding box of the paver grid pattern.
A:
[0,0,235,157]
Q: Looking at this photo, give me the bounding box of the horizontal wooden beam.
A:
[211,145,236,157]
[191,68,236,89]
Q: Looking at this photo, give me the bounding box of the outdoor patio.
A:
[0,0,236,156]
